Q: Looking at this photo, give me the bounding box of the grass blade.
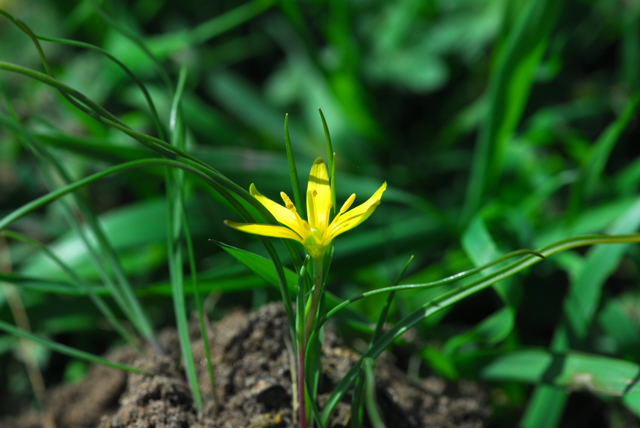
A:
[523,198,640,427]
[568,94,640,219]
[463,0,562,218]
[1,231,137,347]
[284,113,304,218]
[0,320,149,375]
[320,233,640,425]
[165,67,202,409]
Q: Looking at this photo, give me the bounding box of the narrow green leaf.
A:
[463,0,563,218]
[166,67,202,409]
[569,94,640,218]
[320,234,640,425]
[0,320,149,375]
[284,113,304,217]
[524,198,640,427]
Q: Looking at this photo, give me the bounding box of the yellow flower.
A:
[225,158,387,258]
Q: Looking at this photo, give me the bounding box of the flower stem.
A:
[305,256,325,342]
[297,347,308,428]
[296,256,325,428]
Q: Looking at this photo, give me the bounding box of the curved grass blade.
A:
[320,234,640,425]
[1,231,137,347]
[523,198,640,427]
[351,256,414,428]
[0,320,149,375]
[0,60,298,346]
[0,92,155,345]
[321,249,543,324]
[0,9,166,140]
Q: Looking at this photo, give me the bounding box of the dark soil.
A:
[2,303,489,427]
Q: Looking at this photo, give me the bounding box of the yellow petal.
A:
[306,158,332,229]
[327,182,387,239]
[224,220,304,242]
[250,184,307,237]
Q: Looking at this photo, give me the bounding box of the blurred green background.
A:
[1,0,640,426]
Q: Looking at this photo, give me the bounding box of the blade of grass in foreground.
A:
[1,231,137,347]
[352,255,414,428]
[445,216,517,352]
[0,94,155,346]
[0,49,298,345]
[522,198,640,427]
[165,67,202,409]
[0,320,149,375]
[320,233,640,425]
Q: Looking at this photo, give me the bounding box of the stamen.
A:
[280,192,296,210]
[338,194,356,214]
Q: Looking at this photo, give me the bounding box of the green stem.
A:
[298,256,326,427]
[305,256,325,342]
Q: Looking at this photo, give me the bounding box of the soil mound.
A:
[3,303,489,427]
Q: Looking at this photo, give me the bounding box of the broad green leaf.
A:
[477,349,640,412]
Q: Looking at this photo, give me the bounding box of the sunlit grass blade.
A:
[0,60,178,157]
[352,256,414,428]
[349,255,413,427]
[371,255,414,342]
[0,158,235,231]
[0,320,149,375]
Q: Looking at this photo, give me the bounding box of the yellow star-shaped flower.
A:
[225,158,387,258]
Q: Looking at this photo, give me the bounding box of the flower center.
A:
[304,227,327,258]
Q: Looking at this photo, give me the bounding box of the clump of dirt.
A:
[2,303,489,427]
